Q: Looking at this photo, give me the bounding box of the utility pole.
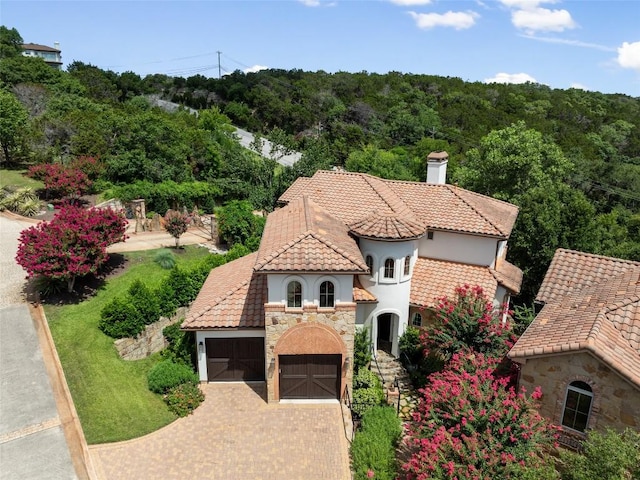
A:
[217,51,222,79]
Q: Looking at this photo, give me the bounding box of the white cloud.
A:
[298,0,336,6]
[570,82,589,90]
[499,0,551,9]
[520,34,614,52]
[390,0,432,5]
[617,41,640,71]
[484,72,537,84]
[512,7,576,33]
[243,65,269,74]
[408,10,479,30]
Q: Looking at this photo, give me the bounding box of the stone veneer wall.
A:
[115,307,188,360]
[519,352,640,432]
[264,302,356,403]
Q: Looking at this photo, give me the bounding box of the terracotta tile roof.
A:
[279,170,518,239]
[254,196,367,273]
[349,211,425,240]
[536,248,640,305]
[410,257,500,309]
[182,253,266,329]
[491,259,523,295]
[509,249,640,389]
[353,277,377,303]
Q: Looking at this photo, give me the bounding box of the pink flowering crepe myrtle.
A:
[16,204,127,293]
[401,352,557,480]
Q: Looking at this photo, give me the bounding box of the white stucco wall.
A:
[195,330,266,382]
[357,238,418,355]
[418,231,498,266]
[266,273,354,306]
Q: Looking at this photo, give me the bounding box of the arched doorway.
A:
[377,313,394,354]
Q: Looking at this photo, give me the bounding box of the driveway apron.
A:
[89,383,352,480]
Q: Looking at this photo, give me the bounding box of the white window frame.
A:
[319,280,335,308]
[561,381,593,433]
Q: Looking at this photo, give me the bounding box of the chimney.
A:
[426,151,448,185]
[54,41,60,51]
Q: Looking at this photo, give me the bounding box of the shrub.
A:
[162,322,196,366]
[165,382,205,417]
[352,368,385,417]
[154,250,176,270]
[163,266,199,307]
[147,359,198,394]
[354,327,372,375]
[559,428,640,480]
[351,406,402,480]
[402,352,556,480]
[0,187,41,216]
[155,282,178,319]
[128,279,161,325]
[421,284,514,361]
[99,296,144,338]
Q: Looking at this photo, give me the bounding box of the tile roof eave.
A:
[181,325,266,331]
[508,345,640,390]
[428,227,509,240]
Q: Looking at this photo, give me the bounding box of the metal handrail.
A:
[340,385,354,442]
[371,344,386,386]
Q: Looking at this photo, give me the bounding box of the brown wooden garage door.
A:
[279,354,341,400]
[206,338,265,382]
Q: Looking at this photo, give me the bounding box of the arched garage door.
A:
[206,338,265,381]
[279,354,341,400]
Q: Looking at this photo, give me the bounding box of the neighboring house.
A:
[509,249,640,440]
[182,152,523,403]
[22,42,62,69]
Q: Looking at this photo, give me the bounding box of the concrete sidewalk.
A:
[0,212,93,479]
[107,226,214,253]
[0,304,77,480]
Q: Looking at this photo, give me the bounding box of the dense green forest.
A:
[1,25,639,304]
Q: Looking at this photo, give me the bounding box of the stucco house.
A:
[22,42,63,69]
[182,152,523,403]
[509,249,640,439]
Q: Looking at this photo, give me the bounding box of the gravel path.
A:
[0,213,36,307]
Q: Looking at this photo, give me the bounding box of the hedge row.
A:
[99,245,249,339]
[351,406,403,480]
[110,180,222,215]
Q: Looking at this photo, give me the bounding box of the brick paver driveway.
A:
[89,383,352,480]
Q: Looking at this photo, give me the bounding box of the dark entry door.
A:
[377,313,393,353]
[206,338,265,381]
[279,354,341,400]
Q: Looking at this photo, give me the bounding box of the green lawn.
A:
[0,169,43,190]
[46,246,212,444]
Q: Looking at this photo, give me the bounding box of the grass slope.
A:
[0,169,43,190]
[46,247,211,444]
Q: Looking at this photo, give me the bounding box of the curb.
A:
[29,301,99,480]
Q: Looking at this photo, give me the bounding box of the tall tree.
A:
[0,89,28,164]
[0,26,23,59]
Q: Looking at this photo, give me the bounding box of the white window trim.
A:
[561,382,593,434]
[381,258,396,284]
[282,275,308,309]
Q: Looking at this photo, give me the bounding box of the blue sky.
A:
[3,0,640,96]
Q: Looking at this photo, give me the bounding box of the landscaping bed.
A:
[44,246,211,444]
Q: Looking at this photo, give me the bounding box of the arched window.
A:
[319,281,335,308]
[412,312,422,327]
[365,255,374,276]
[403,255,411,276]
[562,381,593,432]
[287,281,302,308]
[384,258,395,279]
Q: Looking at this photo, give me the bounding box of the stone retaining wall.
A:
[115,307,188,360]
